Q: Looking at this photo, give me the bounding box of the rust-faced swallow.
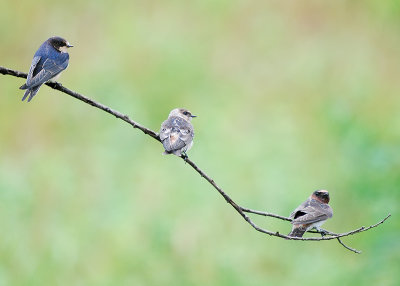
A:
[288,190,333,237]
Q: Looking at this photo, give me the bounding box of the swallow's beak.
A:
[191,115,197,118]
[67,42,74,48]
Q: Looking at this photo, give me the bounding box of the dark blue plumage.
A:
[20,36,73,102]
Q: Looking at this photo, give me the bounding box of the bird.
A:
[159,108,196,157]
[288,189,333,237]
[20,36,73,102]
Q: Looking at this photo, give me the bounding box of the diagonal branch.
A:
[241,207,292,221]
[337,238,361,254]
[0,66,159,141]
[0,66,391,253]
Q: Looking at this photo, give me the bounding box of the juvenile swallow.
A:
[20,36,73,102]
[288,189,333,237]
[160,108,196,156]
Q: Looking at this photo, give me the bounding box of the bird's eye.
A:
[183,111,189,116]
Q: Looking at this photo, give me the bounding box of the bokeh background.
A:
[0,0,399,285]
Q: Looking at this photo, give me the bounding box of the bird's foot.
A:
[315,228,328,237]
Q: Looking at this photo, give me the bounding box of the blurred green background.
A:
[1,0,399,285]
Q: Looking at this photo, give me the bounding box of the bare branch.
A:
[241,207,292,221]
[0,66,391,253]
[337,238,361,254]
[0,66,159,141]
[308,228,361,253]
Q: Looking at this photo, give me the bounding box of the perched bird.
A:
[160,108,196,156]
[288,189,333,237]
[20,36,73,102]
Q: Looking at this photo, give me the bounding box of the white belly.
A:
[49,71,63,82]
[306,220,326,232]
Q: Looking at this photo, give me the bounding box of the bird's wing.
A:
[26,56,41,84]
[289,199,311,219]
[169,129,187,150]
[178,123,194,144]
[291,204,332,225]
[169,118,194,150]
[160,127,186,152]
[160,120,172,141]
[160,117,193,152]
[26,57,68,88]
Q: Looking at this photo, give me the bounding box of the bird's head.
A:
[312,189,330,204]
[169,108,196,121]
[48,36,73,53]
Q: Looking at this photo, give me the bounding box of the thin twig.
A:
[337,237,361,254]
[309,228,361,253]
[241,207,292,221]
[0,66,391,253]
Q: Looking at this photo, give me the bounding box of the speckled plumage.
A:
[160,108,195,156]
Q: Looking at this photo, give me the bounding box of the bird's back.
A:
[160,116,194,154]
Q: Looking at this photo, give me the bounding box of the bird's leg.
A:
[314,227,328,237]
[319,228,338,236]
[181,151,189,162]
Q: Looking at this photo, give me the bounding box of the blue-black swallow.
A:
[20,36,73,102]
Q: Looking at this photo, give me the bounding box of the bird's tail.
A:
[21,85,41,102]
[21,89,31,101]
[19,83,28,90]
[288,226,307,237]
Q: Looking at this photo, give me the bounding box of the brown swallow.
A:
[288,190,333,237]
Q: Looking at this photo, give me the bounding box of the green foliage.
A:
[0,1,399,285]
